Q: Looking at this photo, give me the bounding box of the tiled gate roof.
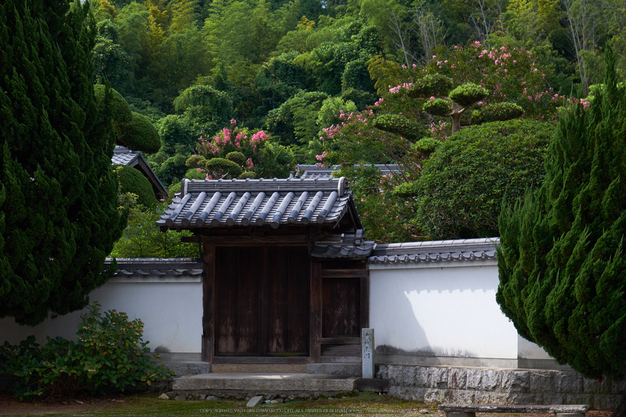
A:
[158,177,360,229]
[112,146,168,200]
[369,238,499,264]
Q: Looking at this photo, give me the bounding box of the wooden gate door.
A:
[214,246,310,357]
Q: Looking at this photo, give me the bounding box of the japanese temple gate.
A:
[157,177,374,363]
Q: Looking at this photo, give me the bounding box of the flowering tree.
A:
[314,42,571,242]
[187,120,295,179]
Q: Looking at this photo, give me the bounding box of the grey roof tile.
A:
[312,229,375,259]
[158,177,358,229]
[112,146,140,166]
[104,258,203,277]
[368,238,499,264]
[297,164,402,179]
[111,146,168,200]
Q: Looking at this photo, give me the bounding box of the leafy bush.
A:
[110,203,197,258]
[0,303,173,400]
[412,119,555,239]
[411,137,442,158]
[448,83,489,107]
[373,114,425,141]
[225,151,246,165]
[94,84,132,124]
[205,157,244,179]
[472,102,524,123]
[114,165,158,209]
[422,98,450,116]
[184,168,207,180]
[407,74,454,98]
[114,112,162,154]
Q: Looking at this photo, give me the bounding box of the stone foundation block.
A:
[431,367,449,389]
[398,366,417,387]
[473,391,515,405]
[444,389,476,404]
[506,392,546,405]
[553,371,583,393]
[611,379,626,392]
[414,367,430,387]
[424,388,446,404]
[583,378,612,394]
[541,393,565,405]
[448,368,468,390]
[389,385,427,401]
[593,394,623,410]
[377,365,389,380]
[564,393,593,405]
[502,371,530,393]
[530,371,553,392]
[467,369,501,391]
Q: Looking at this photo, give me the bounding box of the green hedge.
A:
[114,112,162,154]
[115,165,158,208]
[412,119,555,239]
[373,114,425,141]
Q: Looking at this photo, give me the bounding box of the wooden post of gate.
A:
[362,328,375,378]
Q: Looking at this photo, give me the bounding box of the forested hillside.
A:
[96,0,626,244]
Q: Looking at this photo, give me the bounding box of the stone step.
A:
[171,373,357,398]
[306,362,362,377]
[161,361,212,377]
[211,363,307,374]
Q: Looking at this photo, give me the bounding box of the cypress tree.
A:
[0,0,126,325]
[497,47,626,381]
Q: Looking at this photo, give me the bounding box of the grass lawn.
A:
[0,391,438,416]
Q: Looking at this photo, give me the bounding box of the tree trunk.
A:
[451,102,462,133]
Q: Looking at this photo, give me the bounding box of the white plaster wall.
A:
[369,262,519,359]
[518,334,554,360]
[0,277,203,354]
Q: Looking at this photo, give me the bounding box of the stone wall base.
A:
[378,365,625,410]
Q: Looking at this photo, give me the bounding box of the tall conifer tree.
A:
[497,47,626,381]
[0,0,126,325]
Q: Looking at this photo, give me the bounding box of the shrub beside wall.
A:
[0,303,173,400]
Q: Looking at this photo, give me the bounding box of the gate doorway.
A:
[214,246,310,357]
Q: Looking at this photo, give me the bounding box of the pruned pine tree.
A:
[0,0,126,325]
[497,47,626,384]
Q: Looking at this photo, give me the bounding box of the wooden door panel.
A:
[322,278,360,338]
[266,247,309,354]
[215,247,261,355]
[215,246,309,356]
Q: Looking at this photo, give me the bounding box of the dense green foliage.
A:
[413,119,554,240]
[114,165,158,208]
[0,0,126,325]
[110,204,197,258]
[0,303,173,399]
[497,50,626,381]
[114,112,161,153]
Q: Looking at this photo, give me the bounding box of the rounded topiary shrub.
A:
[448,83,489,107]
[225,151,246,165]
[114,112,161,154]
[373,114,425,141]
[408,74,454,98]
[94,84,133,124]
[115,165,158,208]
[413,119,555,239]
[184,167,207,180]
[205,157,243,179]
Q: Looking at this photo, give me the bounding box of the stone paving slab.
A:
[172,373,357,394]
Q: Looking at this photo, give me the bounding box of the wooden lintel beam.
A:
[197,235,310,246]
[320,337,361,345]
[320,269,368,279]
